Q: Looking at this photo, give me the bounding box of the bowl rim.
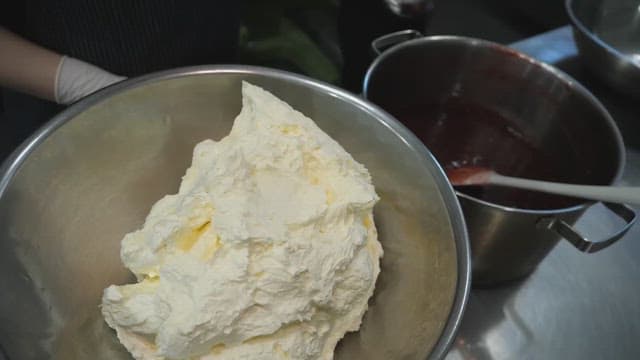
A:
[565,0,640,71]
[362,34,627,215]
[0,65,471,360]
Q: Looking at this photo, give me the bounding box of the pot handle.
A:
[371,29,423,55]
[537,202,636,253]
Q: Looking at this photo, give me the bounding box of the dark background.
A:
[0,0,570,160]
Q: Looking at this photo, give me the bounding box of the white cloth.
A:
[54,56,126,105]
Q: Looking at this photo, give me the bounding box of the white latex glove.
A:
[54,56,126,105]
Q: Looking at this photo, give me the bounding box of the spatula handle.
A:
[491,173,640,206]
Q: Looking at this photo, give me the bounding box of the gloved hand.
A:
[54,56,126,105]
[0,28,126,104]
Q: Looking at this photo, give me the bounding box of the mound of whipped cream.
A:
[101,82,382,360]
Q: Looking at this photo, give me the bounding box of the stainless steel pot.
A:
[363,33,636,286]
[566,0,640,99]
[0,66,470,359]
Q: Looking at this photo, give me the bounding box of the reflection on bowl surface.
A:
[567,0,640,98]
[591,2,640,64]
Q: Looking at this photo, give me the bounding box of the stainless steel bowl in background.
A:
[0,67,470,359]
[566,0,640,99]
[364,34,635,286]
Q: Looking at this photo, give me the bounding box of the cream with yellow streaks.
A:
[101,82,382,360]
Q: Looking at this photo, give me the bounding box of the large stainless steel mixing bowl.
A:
[0,66,470,360]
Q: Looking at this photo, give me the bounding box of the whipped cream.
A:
[101,82,382,360]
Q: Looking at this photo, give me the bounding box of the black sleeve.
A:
[1,0,26,33]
